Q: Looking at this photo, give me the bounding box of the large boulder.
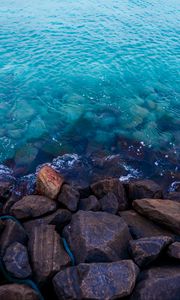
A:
[36,165,64,199]
[131,265,180,300]
[78,195,100,211]
[10,195,57,219]
[28,224,70,284]
[3,242,32,278]
[126,180,163,201]
[91,178,128,210]
[58,184,80,212]
[119,210,175,239]
[133,199,180,234]
[0,219,27,255]
[0,284,39,300]
[53,260,139,300]
[129,236,173,268]
[167,242,180,260]
[63,210,132,264]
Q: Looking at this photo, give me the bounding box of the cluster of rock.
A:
[0,165,179,300]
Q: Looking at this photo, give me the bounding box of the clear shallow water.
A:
[0,0,179,177]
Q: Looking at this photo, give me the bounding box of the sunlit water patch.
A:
[0,0,179,178]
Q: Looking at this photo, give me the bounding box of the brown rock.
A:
[78,195,100,211]
[133,199,180,234]
[0,284,39,300]
[127,180,163,201]
[10,195,57,219]
[0,219,27,255]
[129,236,173,268]
[28,224,70,284]
[53,260,139,300]
[91,178,128,210]
[3,242,32,278]
[100,192,119,214]
[120,210,175,239]
[167,242,180,260]
[58,184,80,212]
[63,210,132,264]
[36,165,64,199]
[130,265,180,300]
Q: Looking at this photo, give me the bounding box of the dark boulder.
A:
[53,260,139,300]
[36,165,64,199]
[0,219,27,255]
[167,242,180,260]
[0,284,39,300]
[50,209,72,232]
[0,180,13,201]
[63,210,132,264]
[58,184,80,212]
[133,199,180,234]
[119,210,175,239]
[28,224,70,284]
[167,192,180,202]
[3,242,32,278]
[78,195,100,211]
[91,178,128,210]
[126,180,163,201]
[10,195,57,219]
[100,192,119,214]
[131,265,180,300]
[129,236,173,268]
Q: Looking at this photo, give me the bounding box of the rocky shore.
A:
[0,165,179,300]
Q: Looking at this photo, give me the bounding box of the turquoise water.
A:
[0,0,179,174]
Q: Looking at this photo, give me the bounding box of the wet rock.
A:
[129,236,173,267]
[167,192,180,202]
[126,180,163,201]
[133,199,180,234]
[58,184,80,212]
[23,209,68,236]
[0,219,27,255]
[63,210,132,264]
[36,165,64,199]
[50,209,72,232]
[0,181,13,201]
[100,192,119,214]
[130,265,180,300]
[167,242,180,260]
[10,195,57,219]
[0,284,39,300]
[53,260,139,300]
[3,242,32,278]
[28,224,70,284]
[119,210,175,239]
[91,178,128,210]
[78,195,100,211]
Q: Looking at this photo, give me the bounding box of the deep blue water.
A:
[0,0,179,180]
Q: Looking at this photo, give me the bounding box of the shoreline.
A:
[0,164,179,299]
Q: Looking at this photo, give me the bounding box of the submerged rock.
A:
[129,236,173,267]
[3,242,32,278]
[91,178,128,210]
[53,260,139,300]
[133,199,180,234]
[10,195,57,219]
[63,210,132,264]
[36,165,64,199]
[58,184,80,211]
[28,224,70,284]
[131,265,180,300]
[0,284,39,300]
